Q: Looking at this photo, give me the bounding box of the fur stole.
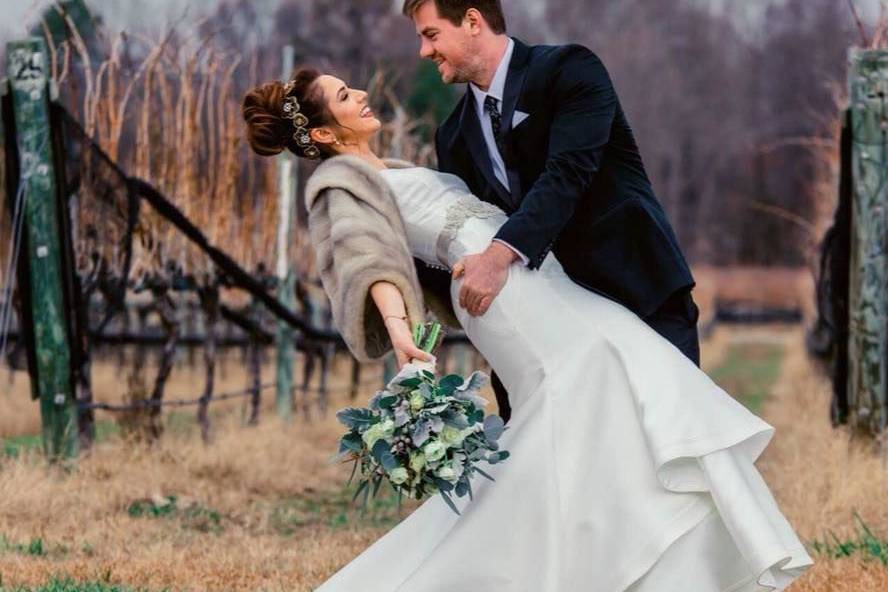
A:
[304,155,458,362]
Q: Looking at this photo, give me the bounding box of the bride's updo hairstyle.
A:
[242,67,335,160]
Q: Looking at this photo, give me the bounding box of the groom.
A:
[403,0,700,422]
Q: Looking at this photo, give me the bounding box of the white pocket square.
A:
[512,110,530,128]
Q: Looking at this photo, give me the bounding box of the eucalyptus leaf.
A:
[372,474,384,498]
[347,457,358,485]
[429,416,444,433]
[367,390,386,410]
[399,377,422,389]
[443,411,470,429]
[337,407,376,430]
[352,479,369,503]
[412,419,432,447]
[455,371,489,396]
[483,415,505,441]
[339,432,363,454]
[361,479,372,514]
[378,395,398,409]
[468,408,485,424]
[438,374,464,396]
[457,391,489,408]
[432,477,455,492]
[394,406,410,427]
[487,450,510,464]
[455,478,469,498]
[439,491,461,515]
[371,439,400,471]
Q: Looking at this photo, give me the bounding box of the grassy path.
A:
[2,327,887,590]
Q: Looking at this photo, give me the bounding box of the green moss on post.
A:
[847,48,888,444]
[6,38,77,460]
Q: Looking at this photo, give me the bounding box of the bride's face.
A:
[313,75,382,145]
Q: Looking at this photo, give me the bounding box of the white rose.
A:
[409,451,427,472]
[409,392,426,412]
[388,467,409,485]
[424,440,447,462]
[362,419,395,449]
[436,464,458,483]
[439,425,464,447]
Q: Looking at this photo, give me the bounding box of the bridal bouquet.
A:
[336,322,510,515]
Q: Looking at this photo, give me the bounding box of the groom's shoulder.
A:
[526,41,605,73]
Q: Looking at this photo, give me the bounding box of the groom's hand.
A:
[453,242,517,316]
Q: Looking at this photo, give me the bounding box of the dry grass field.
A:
[1,322,887,590]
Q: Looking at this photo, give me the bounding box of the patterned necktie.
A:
[483,95,505,154]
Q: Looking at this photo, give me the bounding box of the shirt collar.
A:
[470,37,515,112]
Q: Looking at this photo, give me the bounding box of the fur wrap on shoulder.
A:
[304,154,458,363]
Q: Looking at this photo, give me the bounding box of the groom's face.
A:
[411,1,480,84]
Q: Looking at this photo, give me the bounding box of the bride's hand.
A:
[384,317,436,368]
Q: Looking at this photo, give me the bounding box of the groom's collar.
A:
[456,37,531,139]
[469,37,514,109]
[506,37,532,73]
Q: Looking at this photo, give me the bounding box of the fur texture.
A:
[304,155,458,362]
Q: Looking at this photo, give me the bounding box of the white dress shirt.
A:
[469,38,530,266]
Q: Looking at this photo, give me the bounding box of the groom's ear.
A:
[463,8,484,35]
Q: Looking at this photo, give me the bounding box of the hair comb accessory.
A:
[282,80,320,159]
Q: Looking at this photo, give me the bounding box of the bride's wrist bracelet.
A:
[384,314,408,325]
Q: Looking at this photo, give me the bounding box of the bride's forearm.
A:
[369,281,434,366]
[369,281,409,323]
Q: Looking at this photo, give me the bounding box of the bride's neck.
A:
[335,141,387,170]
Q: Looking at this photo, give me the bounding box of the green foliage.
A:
[0,535,45,556]
[267,486,407,535]
[0,576,164,592]
[29,0,98,50]
[127,496,178,519]
[709,343,784,413]
[3,433,42,458]
[405,61,459,141]
[4,421,119,459]
[0,535,70,559]
[126,496,223,534]
[809,512,888,566]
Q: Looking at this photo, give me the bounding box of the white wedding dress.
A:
[316,166,813,592]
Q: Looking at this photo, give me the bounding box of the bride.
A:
[242,69,813,591]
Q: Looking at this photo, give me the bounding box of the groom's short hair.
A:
[402,0,507,35]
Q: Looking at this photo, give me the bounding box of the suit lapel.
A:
[500,37,531,143]
[500,38,531,202]
[456,90,512,207]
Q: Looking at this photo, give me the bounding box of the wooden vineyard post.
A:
[847,48,888,451]
[6,38,77,460]
[275,45,297,423]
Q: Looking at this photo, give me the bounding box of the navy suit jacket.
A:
[421,37,694,319]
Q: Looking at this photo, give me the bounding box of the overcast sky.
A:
[0,0,883,45]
